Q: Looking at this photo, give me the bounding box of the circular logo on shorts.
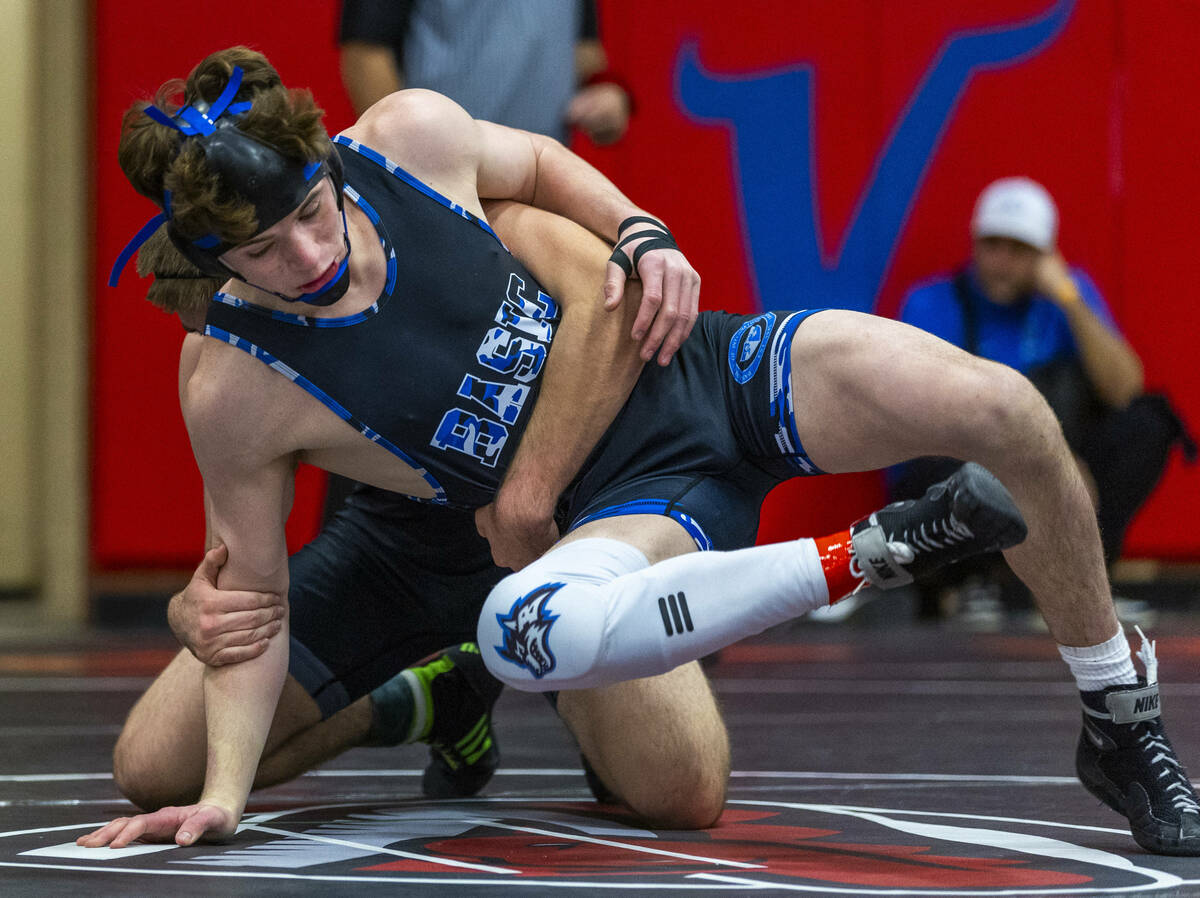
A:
[728,312,776,383]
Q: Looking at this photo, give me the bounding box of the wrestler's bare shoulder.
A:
[179,337,302,469]
[340,90,480,210]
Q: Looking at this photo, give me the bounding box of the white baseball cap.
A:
[970,177,1058,252]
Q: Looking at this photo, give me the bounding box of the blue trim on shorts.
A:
[771,309,828,475]
[568,499,713,552]
[334,135,506,248]
[203,324,448,504]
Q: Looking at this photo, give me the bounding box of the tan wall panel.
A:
[0,0,87,621]
[33,0,88,622]
[0,0,37,589]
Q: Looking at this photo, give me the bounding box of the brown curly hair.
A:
[119,47,331,245]
[136,225,221,317]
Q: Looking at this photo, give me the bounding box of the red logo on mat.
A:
[355,805,1092,889]
[10,798,1181,892]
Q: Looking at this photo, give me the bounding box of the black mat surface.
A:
[3,618,1199,896]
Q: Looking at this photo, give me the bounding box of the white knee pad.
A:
[479,534,829,692]
[478,538,649,692]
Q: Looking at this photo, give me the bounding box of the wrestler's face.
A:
[972,236,1041,306]
[219,178,345,299]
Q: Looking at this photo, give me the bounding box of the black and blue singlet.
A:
[205,137,561,510]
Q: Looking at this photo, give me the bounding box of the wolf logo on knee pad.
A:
[495,583,563,679]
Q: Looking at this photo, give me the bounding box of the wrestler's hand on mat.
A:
[475,495,559,571]
[604,216,700,367]
[76,802,238,849]
[169,543,285,667]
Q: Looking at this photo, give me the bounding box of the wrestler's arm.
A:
[345,90,700,365]
[167,334,284,667]
[477,201,644,568]
[80,374,293,848]
[184,372,294,833]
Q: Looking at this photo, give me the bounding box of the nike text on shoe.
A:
[849,462,1027,590]
[1076,630,1200,855]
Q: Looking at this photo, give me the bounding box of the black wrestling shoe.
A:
[418,643,504,799]
[849,462,1027,590]
[366,643,503,799]
[1076,632,1200,855]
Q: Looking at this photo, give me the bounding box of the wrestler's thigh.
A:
[549,515,729,828]
[113,647,320,808]
[558,662,729,830]
[789,309,1026,473]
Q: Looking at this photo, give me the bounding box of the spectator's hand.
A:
[76,802,238,849]
[475,491,559,571]
[168,544,285,667]
[1035,250,1081,306]
[603,217,701,366]
[566,83,630,146]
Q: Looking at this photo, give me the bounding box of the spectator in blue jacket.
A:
[894,177,1191,616]
[902,177,1143,409]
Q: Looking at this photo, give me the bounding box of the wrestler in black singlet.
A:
[209,138,830,711]
[206,136,563,510]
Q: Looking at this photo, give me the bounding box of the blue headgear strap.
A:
[142,64,248,136]
[108,212,169,288]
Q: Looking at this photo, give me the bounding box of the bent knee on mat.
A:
[112,741,201,811]
[620,761,727,829]
[478,573,606,691]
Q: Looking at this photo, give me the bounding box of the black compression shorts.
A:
[287,484,504,718]
[560,309,828,550]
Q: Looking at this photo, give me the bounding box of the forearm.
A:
[501,297,643,512]
[198,620,288,815]
[485,201,645,513]
[1059,294,1144,407]
[515,134,651,243]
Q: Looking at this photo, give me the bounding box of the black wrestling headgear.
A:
[110,66,352,306]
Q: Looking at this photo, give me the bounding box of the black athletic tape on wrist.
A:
[615,229,673,250]
[631,237,679,269]
[609,247,635,276]
[618,216,674,241]
[609,219,678,276]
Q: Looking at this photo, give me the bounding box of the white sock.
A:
[1057,628,1138,692]
[479,537,830,691]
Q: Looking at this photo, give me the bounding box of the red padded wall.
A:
[91,1,1200,567]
